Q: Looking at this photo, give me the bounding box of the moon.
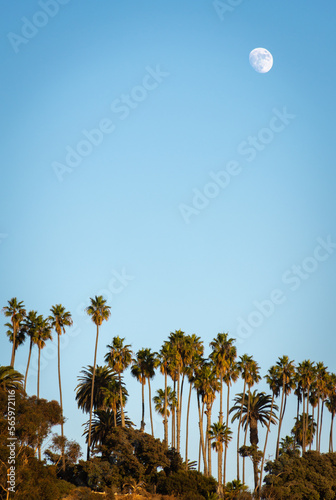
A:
[249,48,273,73]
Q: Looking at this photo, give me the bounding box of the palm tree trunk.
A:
[259,392,275,491]
[164,369,168,447]
[243,388,251,484]
[219,374,223,424]
[197,394,208,476]
[119,372,125,427]
[172,380,176,448]
[37,345,41,399]
[302,393,306,452]
[236,381,246,481]
[306,386,310,451]
[185,381,192,469]
[319,401,324,452]
[198,436,201,472]
[24,338,33,392]
[294,391,300,450]
[217,446,223,496]
[140,379,145,431]
[223,383,230,490]
[316,392,320,452]
[207,405,212,477]
[10,321,17,368]
[329,413,334,452]
[148,377,154,436]
[57,331,65,472]
[276,383,285,459]
[87,324,99,460]
[309,405,314,451]
[38,343,41,461]
[176,368,181,453]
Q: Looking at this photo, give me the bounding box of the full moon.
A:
[249,48,273,73]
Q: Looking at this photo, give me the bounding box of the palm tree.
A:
[75,365,127,423]
[83,408,134,456]
[2,298,26,368]
[315,362,328,452]
[241,356,261,484]
[131,348,158,434]
[153,386,177,439]
[278,435,300,457]
[193,361,209,476]
[259,365,280,490]
[235,354,252,481]
[230,390,278,492]
[158,341,171,447]
[208,421,233,495]
[85,295,111,460]
[105,336,132,428]
[291,414,317,449]
[326,373,336,452]
[168,329,187,454]
[184,334,204,467]
[23,310,39,392]
[0,365,24,392]
[5,322,27,360]
[223,358,239,490]
[296,360,315,452]
[274,356,296,458]
[35,314,52,461]
[209,333,236,425]
[49,304,73,471]
[224,479,248,499]
[194,361,219,476]
[35,315,52,400]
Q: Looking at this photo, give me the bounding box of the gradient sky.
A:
[1,0,336,488]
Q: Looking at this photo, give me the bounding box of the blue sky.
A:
[1,0,336,488]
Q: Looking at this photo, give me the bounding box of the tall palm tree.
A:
[209,333,236,425]
[35,315,52,400]
[230,390,278,492]
[274,356,296,458]
[168,329,187,454]
[184,334,204,467]
[159,341,172,447]
[193,361,209,477]
[314,362,328,452]
[23,310,39,392]
[2,298,26,368]
[223,357,239,490]
[0,365,24,392]
[105,336,132,428]
[49,304,73,471]
[242,357,261,484]
[85,295,111,460]
[259,365,280,490]
[195,361,219,476]
[296,360,315,452]
[326,373,336,452]
[235,354,252,481]
[35,314,52,461]
[131,348,158,434]
[208,421,233,495]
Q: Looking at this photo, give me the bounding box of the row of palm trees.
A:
[2,298,72,468]
[2,295,336,495]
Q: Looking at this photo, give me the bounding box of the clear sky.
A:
[1,0,336,489]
